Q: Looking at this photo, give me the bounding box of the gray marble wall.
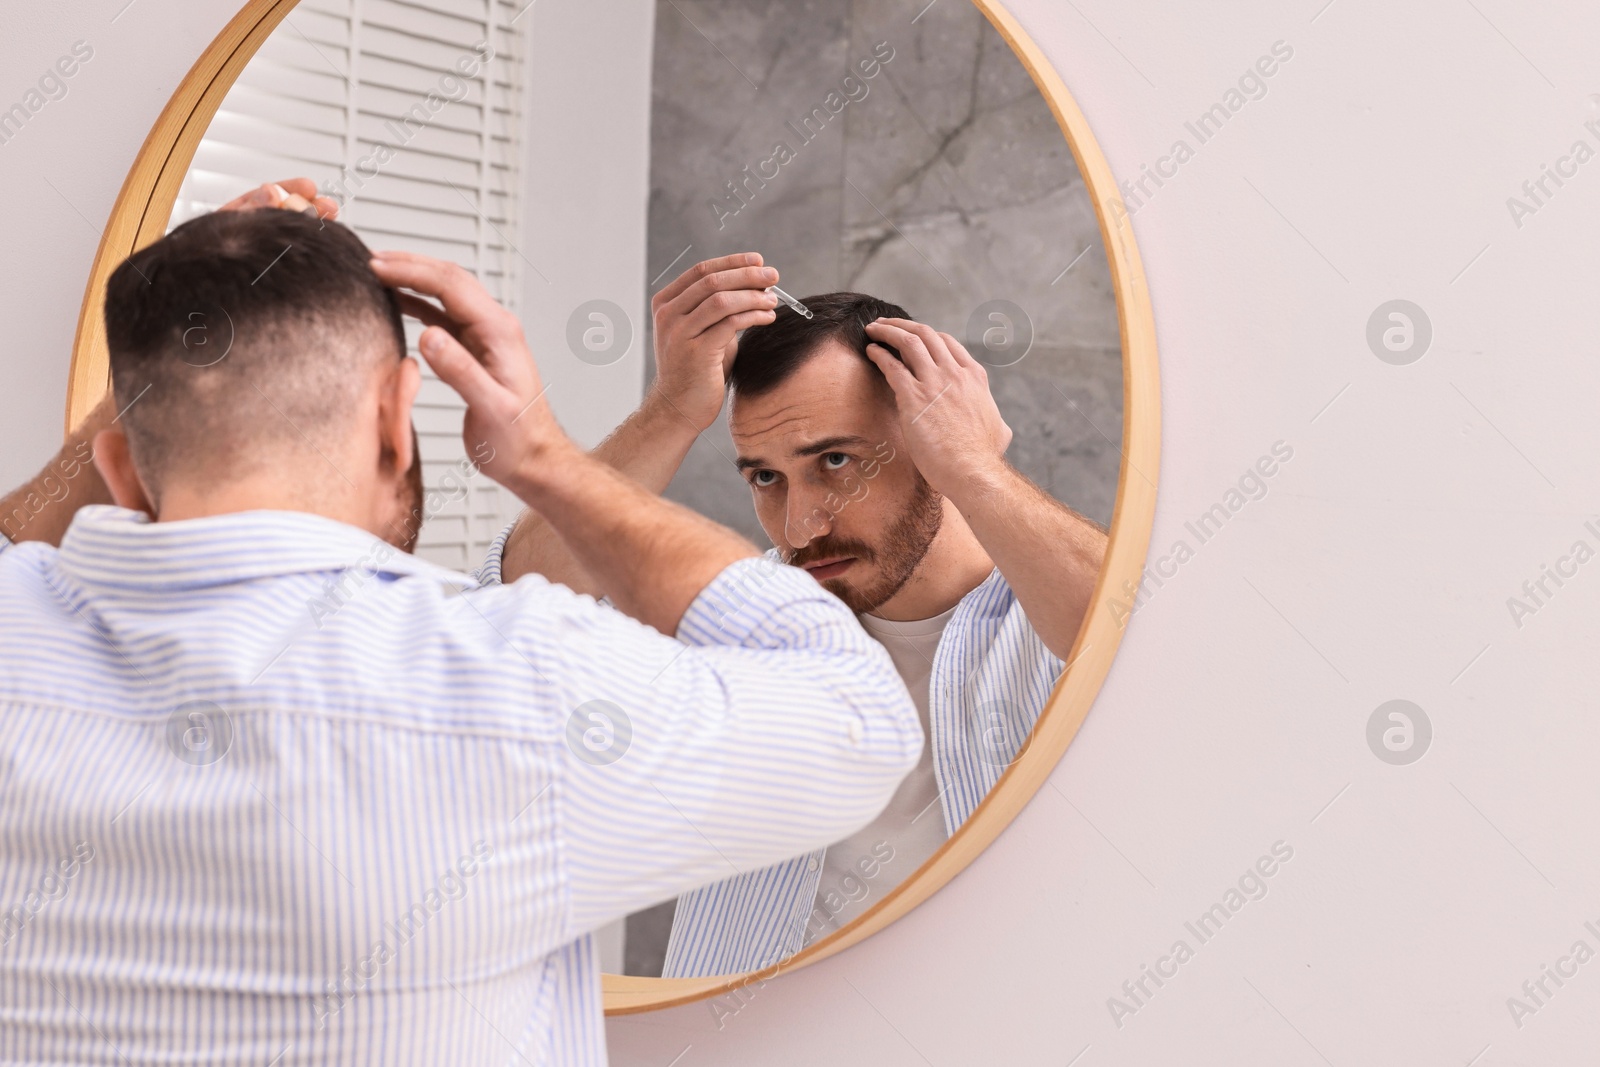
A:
[627,0,1124,975]
[646,0,1123,542]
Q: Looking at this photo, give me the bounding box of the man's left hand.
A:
[863,317,1012,499]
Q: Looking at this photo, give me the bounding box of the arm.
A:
[498,253,782,591]
[940,458,1106,660]
[368,250,765,633]
[477,555,922,932]
[0,178,338,549]
[0,395,115,547]
[864,318,1107,660]
[370,249,923,927]
[494,390,700,593]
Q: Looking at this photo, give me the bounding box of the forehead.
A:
[730,340,890,459]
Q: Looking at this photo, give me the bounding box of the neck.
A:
[867,497,993,622]
[153,475,373,532]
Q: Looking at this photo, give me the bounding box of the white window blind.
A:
[171,0,527,572]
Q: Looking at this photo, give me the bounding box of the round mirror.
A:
[64,0,1157,1013]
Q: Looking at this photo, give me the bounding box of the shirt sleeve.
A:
[473,515,520,586]
[487,554,922,939]
[474,513,620,610]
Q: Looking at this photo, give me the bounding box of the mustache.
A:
[784,536,876,569]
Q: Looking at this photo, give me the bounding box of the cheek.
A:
[854,472,910,523]
[751,488,788,545]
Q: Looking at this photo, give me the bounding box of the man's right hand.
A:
[217,177,340,220]
[648,254,781,430]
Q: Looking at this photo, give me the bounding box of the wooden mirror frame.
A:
[62,0,1160,1015]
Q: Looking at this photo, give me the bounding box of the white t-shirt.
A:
[807,604,958,940]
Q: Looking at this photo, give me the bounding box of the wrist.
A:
[639,385,714,442]
[502,432,584,506]
[938,452,1015,511]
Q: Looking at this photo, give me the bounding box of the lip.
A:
[802,557,856,581]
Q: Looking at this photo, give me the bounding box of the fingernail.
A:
[763,268,778,280]
[269,183,289,204]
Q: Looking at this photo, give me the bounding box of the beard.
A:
[381,424,427,554]
[783,471,944,614]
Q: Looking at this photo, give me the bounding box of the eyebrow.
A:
[735,434,875,471]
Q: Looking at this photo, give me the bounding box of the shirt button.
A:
[846,717,864,744]
[808,858,819,872]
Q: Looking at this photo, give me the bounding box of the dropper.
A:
[767,285,813,319]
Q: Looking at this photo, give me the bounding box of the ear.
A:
[378,357,422,473]
[91,429,155,516]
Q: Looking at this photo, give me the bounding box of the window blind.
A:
[171,0,527,572]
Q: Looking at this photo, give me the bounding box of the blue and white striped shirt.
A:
[658,556,1064,977]
[0,505,920,1065]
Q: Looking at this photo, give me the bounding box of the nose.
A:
[783,481,834,551]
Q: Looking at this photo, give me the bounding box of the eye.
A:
[749,469,778,487]
[821,452,850,471]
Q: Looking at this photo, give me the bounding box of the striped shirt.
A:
[658,556,1064,977]
[0,505,920,1065]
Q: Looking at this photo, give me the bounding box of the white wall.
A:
[606,1,1600,1064]
[0,1,239,490]
[517,0,653,446]
[2,2,1596,1065]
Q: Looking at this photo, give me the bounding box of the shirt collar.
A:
[55,505,472,591]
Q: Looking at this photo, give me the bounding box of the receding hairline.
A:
[730,332,894,403]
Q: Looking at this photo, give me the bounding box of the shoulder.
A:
[960,567,1018,617]
[951,569,1063,674]
[0,540,61,597]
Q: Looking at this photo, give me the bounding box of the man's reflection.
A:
[495,262,1109,975]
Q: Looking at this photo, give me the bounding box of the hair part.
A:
[728,291,909,400]
[102,209,406,493]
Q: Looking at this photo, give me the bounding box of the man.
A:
[0,212,921,1063]
[493,257,1108,976]
[0,180,335,549]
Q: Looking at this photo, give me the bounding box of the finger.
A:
[698,308,778,357]
[273,178,321,202]
[865,320,936,378]
[217,180,338,221]
[394,290,460,337]
[682,286,780,339]
[278,192,317,217]
[368,252,512,339]
[878,317,956,369]
[937,330,982,370]
[217,183,286,212]
[864,342,917,395]
[653,253,765,307]
[671,266,780,327]
[416,325,501,411]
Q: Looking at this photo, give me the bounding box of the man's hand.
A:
[369,249,758,633]
[1,179,342,549]
[867,318,1105,661]
[493,254,776,592]
[217,178,340,220]
[366,250,569,493]
[863,318,1013,499]
[648,253,779,430]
